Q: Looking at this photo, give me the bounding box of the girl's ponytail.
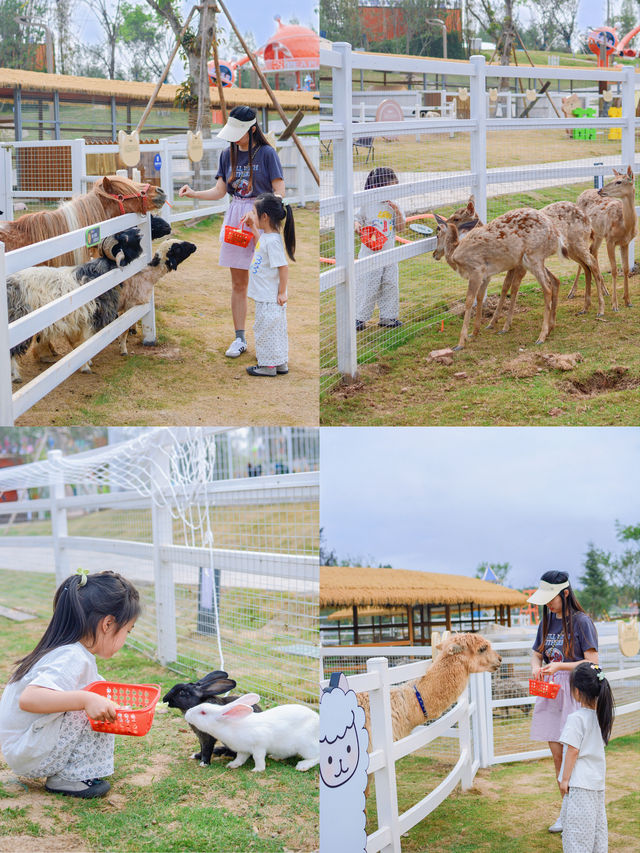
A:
[595,674,615,745]
[570,662,615,745]
[10,570,140,683]
[283,204,296,262]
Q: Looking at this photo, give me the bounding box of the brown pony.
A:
[0,176,166,266]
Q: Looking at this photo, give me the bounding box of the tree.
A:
[143,0,215,136]
[52,0,76,74]
[578,543,615,619]
[614,0,637,39]
[0,0,50,71]
[474,561,511,585]
[318,0,362,47]
[609,521,640,611]
[320,527,337,566]
[119,1,176,82]
[82,0,124,79]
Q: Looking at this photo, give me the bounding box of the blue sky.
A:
[320,428,640,590]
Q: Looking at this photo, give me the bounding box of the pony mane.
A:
[92,175,145,202]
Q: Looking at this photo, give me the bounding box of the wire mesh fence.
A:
[321,634,640,765]
[320,45,639,393]
[0,427,319,706]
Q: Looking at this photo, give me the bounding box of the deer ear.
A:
[465,196,476,213]
[627,165,634,178]
[448,643,464,655]
[458,219,479,233]
[434,213,447,227]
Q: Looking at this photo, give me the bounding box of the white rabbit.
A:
[184,693,319,773]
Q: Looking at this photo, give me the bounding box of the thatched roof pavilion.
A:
[321,566,528,646]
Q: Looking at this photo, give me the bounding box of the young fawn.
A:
[433,207,566,349]
[446,197,606,320]
[571,166,637,311]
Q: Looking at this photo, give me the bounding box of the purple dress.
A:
[216,145,284,270]
[530,611,598,742]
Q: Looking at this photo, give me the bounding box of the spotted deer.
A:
[569,166,637,311]
[445,197,606,323]
[433,207,567,349]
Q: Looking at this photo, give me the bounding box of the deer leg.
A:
[472,280,490,338]
[621,243,632,307]
[606,240,619,311]
[500,267,526,334]
[576,259,591,315]
[546,270,562,332]
[487,270,513,330]
[453,272,484,351]
[589,251,606,316]
[530,262,554,344]
[567,265,582,299]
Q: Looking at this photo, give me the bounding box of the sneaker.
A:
[246,365,277,377]
[548,817,563,833]
[355,320,366,331]
[379,318,403,328]
[276,363,289,374]
[225,338,247,358]
[45,775,110,799]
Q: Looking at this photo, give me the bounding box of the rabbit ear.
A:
[202,678,236,696]
[226,692,260,708]
[196,670,229,687]
[221,703,254,720]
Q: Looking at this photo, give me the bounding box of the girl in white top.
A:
[558,661,614,853]
[0,569,140,799]
[242,192,296,377]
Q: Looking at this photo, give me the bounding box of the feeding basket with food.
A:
[528,674,560,699]
[224,225,253,247]
[85,681,161,736]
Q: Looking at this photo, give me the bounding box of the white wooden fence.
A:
[0,135,320,224]
[320,44,640,388]
[0,442,319,703]
[321,639,640,851]
[0,211,154,425]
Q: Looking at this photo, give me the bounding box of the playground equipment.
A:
[588,24,640,65]
[210,16,319,90]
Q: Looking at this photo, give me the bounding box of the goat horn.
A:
[101,235,124,266]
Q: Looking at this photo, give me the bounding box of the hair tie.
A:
[590,663,605,681]
[76,567,89,587]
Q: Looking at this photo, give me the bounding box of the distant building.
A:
[358,2,462,44]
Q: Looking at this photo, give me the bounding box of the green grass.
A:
[0,604,318,852]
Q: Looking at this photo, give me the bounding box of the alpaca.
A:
[0,176,166,265]
[8,227,144,382]
[357,633,502,743]
[115,239,197,355]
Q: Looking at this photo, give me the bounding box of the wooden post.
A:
[407,605,414,645]
[216,0,319,185]
[507,606,512,627]
[445,603,451,631]
[470,602,475,631]
[210,8,228,123]
[353,604,359,645]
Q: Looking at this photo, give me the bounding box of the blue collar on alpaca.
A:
[413,685,428,718]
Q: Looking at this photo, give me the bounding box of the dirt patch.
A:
[504,351,583,377]
[123,752,173,787]
[564,366,640,396]
[0,835,87,852]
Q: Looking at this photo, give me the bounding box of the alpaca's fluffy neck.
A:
[403,654,470,732]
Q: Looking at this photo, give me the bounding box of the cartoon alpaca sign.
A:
[320,672,369,853]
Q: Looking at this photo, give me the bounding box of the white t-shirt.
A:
[0,643,101,776]
[558,707,606,790]
[247,232,288,303]
[356,200,398,257]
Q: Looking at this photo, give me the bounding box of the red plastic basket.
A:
[360,225,388,252]
[84,681,161,736]
[223,225,253,247]
[528,675,560,699]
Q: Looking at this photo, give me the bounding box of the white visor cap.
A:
[217,115,257,142]
[527,578,570,605]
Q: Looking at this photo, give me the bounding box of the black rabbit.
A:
[163,670,262,765]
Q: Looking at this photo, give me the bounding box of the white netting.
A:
[0,426,225,668]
